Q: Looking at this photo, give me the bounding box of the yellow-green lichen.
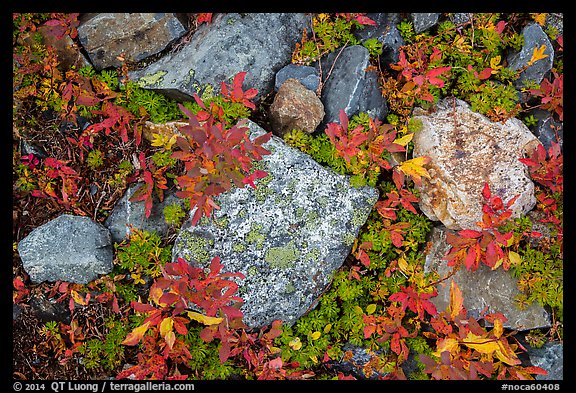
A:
[177,231,214,264]
[232,243,246,253]
[137,70,167,88]
[304,211,321,231]
[305,247,321,263]
[342,232,356,247]
[351,207,370,228]
[245,223,265,249]
[285,283,296,294]
[264,242,300,269]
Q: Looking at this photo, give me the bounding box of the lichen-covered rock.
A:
[423,226,551,331]
[411,98,540,231]
[172,120,378,329]
[269,78,325,137]
[527,341,563,380]
[77,13,188,70]
[105,183,187,243]
[17,214,113,284]
[129,13,310,101]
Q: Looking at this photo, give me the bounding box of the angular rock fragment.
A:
[269,78,325,137]
[172,120,378,329]
[424,226,551,331]
[17,214,113,284]
[274,64,320,92]
[411,13,440,33]
[78,13,188,70]
[411,98,540,231]
[316,45,387,127]
[353,13,404,65]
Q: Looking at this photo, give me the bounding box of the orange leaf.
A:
[448,280,464,321]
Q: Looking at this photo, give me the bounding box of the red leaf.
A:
[242,170,268,189]
[482,182,491,200]
[458,229,482,239]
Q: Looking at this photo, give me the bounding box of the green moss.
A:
[264,242,300,269]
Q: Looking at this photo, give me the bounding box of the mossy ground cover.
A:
[12,13,563,381]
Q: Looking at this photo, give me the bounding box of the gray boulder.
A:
[78,13,188,70]
[104,184,187,243]
[17,214,114,284]
[172,120,378,329]
[424,226,551,331]
[507,23,554,89]
[528,341,563,380]
[316,45,388,128]
[129,13,310,101]
[411,98,540,231]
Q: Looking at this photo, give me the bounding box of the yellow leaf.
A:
[393,133,414,146]
[398,156,431,185]
[448,280,464,321]
[490,56,503,73]
[289,337,302,350]
[187,311,224,326]
[508,251,522,267]
[462,332,500,355]
[528,45,549,66]
[150,132,177,150]
[160,317,174,338]
[121,321,151,346]
[492,257,503,270]
[433,337,459,357]
[492,318,503,339]
[495,340,521,366]
[70,290,88,306]
[397,256,410,275]
[324,323,332,334]
[310,331,321,340]
[164,330,176,350]
[531,13,547,26]
[309,355,318,363]
[366,304,377,315]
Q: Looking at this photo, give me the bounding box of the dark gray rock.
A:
[172,120,378,329]
[411,13,440,34]
[17,214,114,284]
[507,23,554,89]
[316,45,388,128]
[13,304,22,322]
[104,184,187,243]
[353,13,404,66]
[29,294,72,324]
[129,13,310,102]
[545,13,563,36]
[423,226,551,331]
[274,64,320,92]
[269,78,325,137]
[528,109,563,152]
[528,341,563,380]
[449,13,472,25]
[78,13,188,70]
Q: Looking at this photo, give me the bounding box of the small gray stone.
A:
[78,13,188,70]
[104,184,187,243]
[411,13,440,34]
[528,341,563,380]
[527,109,563,152]
[18,214,113,284]
[449,13,472,25]
[275,64,320,92]
[507,23,554,89]
[172,120,378,329]
[424,226,551,331]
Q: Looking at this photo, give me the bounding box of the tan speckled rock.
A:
[411,98,541,231]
